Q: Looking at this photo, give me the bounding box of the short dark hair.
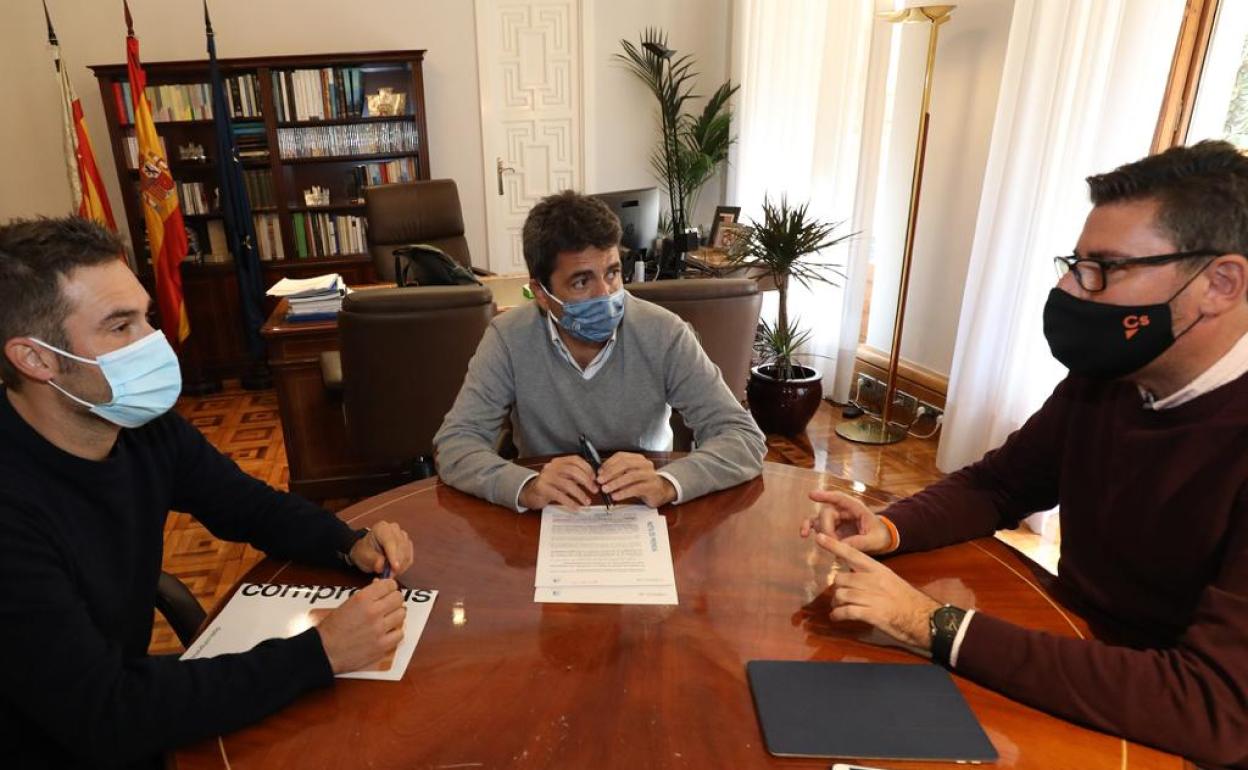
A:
[521,190,622,286]
[1087,140,1248,262]
[0,217,125,389]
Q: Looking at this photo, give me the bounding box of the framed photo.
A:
[708,205,742,249]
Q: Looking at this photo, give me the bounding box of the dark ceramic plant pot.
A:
[746,363,822,436]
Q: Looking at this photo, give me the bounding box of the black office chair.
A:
[155,571,206,648]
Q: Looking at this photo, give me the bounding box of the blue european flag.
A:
[205,2,267,364]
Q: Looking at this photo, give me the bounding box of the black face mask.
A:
[1042,268,1206,380]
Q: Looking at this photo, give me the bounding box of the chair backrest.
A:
[364,179,471,282]
[338,285,494,465]
[627,278,762,400]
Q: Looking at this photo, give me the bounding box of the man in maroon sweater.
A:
[801,140,1248,769]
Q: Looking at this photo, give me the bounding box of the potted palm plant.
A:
[616,28,739,263]
[730,196,851,435]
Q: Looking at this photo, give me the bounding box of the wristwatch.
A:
[929,604,968,668]
[337,527,370,568]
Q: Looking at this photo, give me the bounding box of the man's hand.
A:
[349,520,414,576]
[316,578,406,674]
[799,489,893,553]
[815,534,940,649]
[519,455,599,510]
[598,452,676,507]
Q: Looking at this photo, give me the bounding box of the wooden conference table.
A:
[174,461,1187,769]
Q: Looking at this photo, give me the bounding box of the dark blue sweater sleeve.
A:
[0,506,335,766]
[166,414,357,567]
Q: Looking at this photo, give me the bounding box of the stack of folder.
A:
[266,273,348,322]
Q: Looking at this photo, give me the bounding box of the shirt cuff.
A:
[949,609,977,668]
[514,471,540,512]
[656,471,684,504]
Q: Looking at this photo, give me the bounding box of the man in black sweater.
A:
[0,217,416,769]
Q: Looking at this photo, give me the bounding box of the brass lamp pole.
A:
[838,4,955,445]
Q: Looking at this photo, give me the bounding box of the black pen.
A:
[578,434,614,510]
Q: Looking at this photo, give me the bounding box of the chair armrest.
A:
[155,571,206,648]
[320,351,343,393]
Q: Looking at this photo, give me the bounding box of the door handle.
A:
[496,157,516,196]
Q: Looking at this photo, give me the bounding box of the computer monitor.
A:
[591,187,660,257]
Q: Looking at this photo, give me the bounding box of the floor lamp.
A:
[837,4,955,445]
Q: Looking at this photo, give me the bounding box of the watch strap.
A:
[338,527,370,568]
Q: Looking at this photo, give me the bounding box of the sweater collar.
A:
[0,387,126,479]
[1140,329,1248,410]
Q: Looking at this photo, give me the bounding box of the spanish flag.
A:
[45,1,116,231]
[125,1,189,347]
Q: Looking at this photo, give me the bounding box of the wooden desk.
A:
[262,276,533,501]
[174,462,1186,769]
[261,298,397,501]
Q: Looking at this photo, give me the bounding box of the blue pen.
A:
[381,562,392,580]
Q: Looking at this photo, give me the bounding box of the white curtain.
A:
[938,0,1186,532]
[728,0,874,395]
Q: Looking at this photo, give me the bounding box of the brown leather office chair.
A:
[364,179,491,282]
[336,285,494,479]
[626,278,763,450]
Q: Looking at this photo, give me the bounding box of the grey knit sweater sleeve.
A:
[658,321,766,500]
[432,325,536,509]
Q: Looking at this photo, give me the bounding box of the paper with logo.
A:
[534,505,678,605]
[181,582,437,681]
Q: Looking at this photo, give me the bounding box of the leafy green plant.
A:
[732,195,853,379]
[616,28,739,235]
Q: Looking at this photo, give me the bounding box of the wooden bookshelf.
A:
[90,50,430,388]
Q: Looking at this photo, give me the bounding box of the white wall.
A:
[864,0,1015,376]
[0,0,732,268]
[585,0,733,233]
[1,0,487,265]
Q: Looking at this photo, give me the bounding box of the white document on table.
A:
[534,504,678,605]
[181,583,437,681]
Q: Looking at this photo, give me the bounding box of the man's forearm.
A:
[435,435,540,509]
[953,612,1248,766]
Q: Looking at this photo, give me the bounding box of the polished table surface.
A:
[175,461,1188,769]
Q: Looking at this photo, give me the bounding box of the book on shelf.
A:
[277,122,419,159]
[352,157,418,187]
[112,74,263,124]
[205,220,230,262]
[123,135,170,169]
[232,122,270,161]
[290,212,368,258]
[192,214,283,262]
[176,181,215,215]
[242,169,275,208]
[271,67,367,122]
[253,213,284,261]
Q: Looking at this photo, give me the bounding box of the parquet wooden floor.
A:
[152,387,1052,655]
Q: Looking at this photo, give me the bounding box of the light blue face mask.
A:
[31,331,182,429]
[543,285,626,343]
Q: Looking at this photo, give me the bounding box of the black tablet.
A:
[747,660,998,762]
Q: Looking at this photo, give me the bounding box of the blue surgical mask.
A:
[543,285,626,343]
[31,331,182,428]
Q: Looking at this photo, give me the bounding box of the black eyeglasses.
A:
[1053,249,1221,292]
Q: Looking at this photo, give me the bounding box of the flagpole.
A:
[204,0,272,389]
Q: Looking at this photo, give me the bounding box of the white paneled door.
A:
[476,0,584,274]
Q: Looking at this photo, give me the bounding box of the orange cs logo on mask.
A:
[1123,313,1150,340]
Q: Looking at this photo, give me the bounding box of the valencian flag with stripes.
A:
[46,1,116,230]
[125,1,190,347]
[204,2,266,363]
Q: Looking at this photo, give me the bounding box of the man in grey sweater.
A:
[433,190,766,512]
